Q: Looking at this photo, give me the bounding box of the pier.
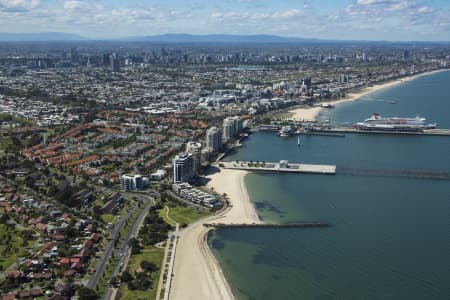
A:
[309,127,450,136]
[220,160,336,175]
[302,131,345,137]
[338,167,450,181]
[204,222,330,229]
[254,125,450,137]
[359,99,397,104]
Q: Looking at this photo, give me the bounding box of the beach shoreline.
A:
[288,69,448,121]
[169,169,261,300]
[168,68,449,300]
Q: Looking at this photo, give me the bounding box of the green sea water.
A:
[209,70,450,300]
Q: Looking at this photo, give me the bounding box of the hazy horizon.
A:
[0,0,449,41]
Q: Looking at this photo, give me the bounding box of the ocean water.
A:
[209,70,450,300]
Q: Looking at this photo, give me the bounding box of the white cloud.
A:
[0,0,448,40]
[356,0,397,4]
[64,1,87,11]
[211,9,306,21]
[0,0,39,12]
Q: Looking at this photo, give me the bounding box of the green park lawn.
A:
[159,205,211,226]
[118,246,164,300]
[0,224,29,271]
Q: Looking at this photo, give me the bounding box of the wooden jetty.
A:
[204,222,330,229]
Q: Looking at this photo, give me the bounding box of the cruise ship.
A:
[356,113,436,132]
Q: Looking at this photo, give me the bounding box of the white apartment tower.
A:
[173,152,193,183]
[206,127,222,152]
[223,117,236,141]
[233,116,243,133]
[186,142,202,175]
[121,174,144,191]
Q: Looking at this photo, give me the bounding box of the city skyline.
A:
[0,0,450,41]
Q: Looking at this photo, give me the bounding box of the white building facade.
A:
[173,152,193,183]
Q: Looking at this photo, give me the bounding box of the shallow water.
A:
[209,70,450,300]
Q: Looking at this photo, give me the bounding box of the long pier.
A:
[204,222,330,229]
[338,167,450,181]
[312,127,450,136]
[220,160,336,175]
[359,99,397,104]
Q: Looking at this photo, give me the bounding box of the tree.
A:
[140,260,158,273]
[134,272,152,290]
[128,237,140,247]
[78,287,99,300]
[25,177,36,189]
[131,244,142,255]
[0,213,10,224]
[20,229,35,240]
[120,270,134,283]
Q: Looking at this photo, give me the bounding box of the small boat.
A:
[279,126,292,137]
[321,103,334,108]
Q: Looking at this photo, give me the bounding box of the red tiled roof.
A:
[1,293,16,300]
[59,258,70,264]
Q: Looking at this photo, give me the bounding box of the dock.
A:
[204,222,330,229]
[303,131,345,137]
[220,160,336,175]
[311,127,450,136]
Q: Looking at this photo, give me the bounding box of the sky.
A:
[0,0,450,41]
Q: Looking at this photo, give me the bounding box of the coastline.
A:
[169,169,261,300]
[168,68,449,300]
[288,68,448,121]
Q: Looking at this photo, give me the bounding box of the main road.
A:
[85,203,138,290]
[102,196,154,300]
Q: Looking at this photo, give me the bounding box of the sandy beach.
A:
[288,69,448,121]
[169,169,261,300]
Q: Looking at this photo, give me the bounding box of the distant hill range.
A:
[127,34,320,43]
[0,32,319,43]
[0,32,86,41]
[0,32,447,44]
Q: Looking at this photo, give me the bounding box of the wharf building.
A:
[186,142,202,175]
[173,152,193,183]
[206,127,222,152]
